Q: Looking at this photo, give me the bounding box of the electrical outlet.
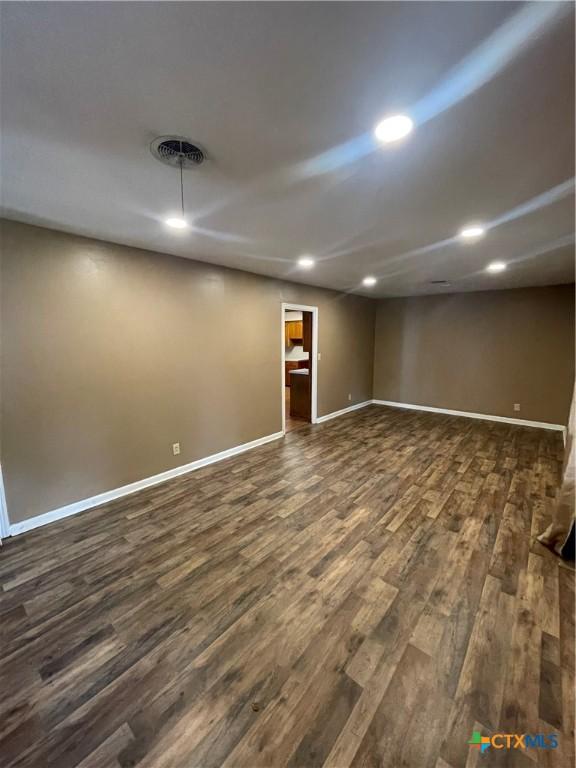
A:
[348,393,352,401]
[172,442,180,456]
[513,403,521,412]
[317,352,322,361]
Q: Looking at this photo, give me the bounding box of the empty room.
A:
[0,2,575,767]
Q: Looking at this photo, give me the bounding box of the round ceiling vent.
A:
[150,136,206,168]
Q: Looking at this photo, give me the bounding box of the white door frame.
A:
[0,464,10,539]
[281,302,319,433]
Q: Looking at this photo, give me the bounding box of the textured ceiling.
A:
[1,1,574,297]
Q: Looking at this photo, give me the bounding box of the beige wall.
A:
[373,286,575,425]
[2,219,574,527]
[1,220,376,523]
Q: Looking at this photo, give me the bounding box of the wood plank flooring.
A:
[0,405,573,768]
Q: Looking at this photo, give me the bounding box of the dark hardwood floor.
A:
[0,405,573,768]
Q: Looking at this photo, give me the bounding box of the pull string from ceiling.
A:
[179,153,185,219]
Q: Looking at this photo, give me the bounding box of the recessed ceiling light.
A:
[374,114,414,144]
[165,217,189,230]
[486,261,507,274]
[298,256,315,269]
[363,276,377,287]
[459,224,486,240]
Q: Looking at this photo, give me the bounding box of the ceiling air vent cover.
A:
[150,136,205,168]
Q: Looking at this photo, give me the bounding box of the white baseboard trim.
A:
[372,399,566,433]
[8,430,284,537]
[316,400,373,424]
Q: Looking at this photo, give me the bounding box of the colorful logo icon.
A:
[469,731,491,753]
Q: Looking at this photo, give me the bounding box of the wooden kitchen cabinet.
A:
[289,369,311,420]
[285,359,309,385]
[285,320,303,347]
[302,312,312,353]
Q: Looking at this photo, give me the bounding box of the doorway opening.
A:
[281,303,318,433]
